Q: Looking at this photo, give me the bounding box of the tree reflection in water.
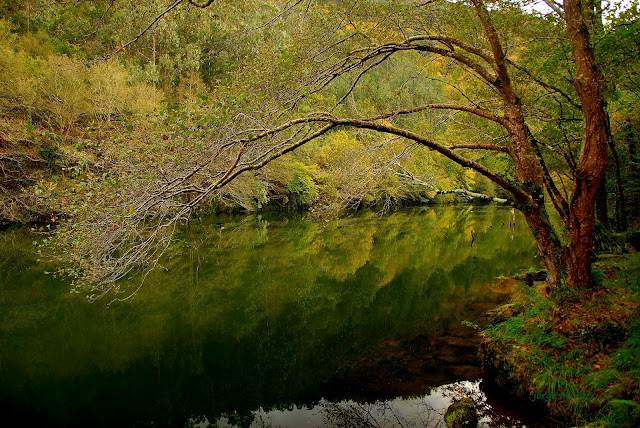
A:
[1,206,541,427]
[207,380,537,427]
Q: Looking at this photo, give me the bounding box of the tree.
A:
[61,0,615,300]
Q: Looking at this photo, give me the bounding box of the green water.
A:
[0,205,539,427]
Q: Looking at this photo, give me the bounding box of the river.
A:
[0,205,542,427]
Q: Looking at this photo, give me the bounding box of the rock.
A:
[513,270,548,287]
[444,397,478,428]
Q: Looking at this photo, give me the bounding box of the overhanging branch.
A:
[368,103,505,125]
[446,143,509,153]
[326,117,531,204]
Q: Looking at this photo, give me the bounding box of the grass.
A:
[481,252,640,427]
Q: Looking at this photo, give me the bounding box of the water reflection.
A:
[206,380,529,428]
[0,206,539,427]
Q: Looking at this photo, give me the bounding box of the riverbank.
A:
[480,251,640,427]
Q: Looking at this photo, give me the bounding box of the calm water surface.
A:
[0,205,541,427]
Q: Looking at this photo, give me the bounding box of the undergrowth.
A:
[481,252,640,427]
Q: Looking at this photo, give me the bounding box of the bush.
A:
[0,19,159,128]
[285,163,318,206]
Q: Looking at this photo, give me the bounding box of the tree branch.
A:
[471,0,516,100]
[365,103,505,125]
[544,0,566,18]
[326,117,532,204]
[446,143,509,153]
[332,52,393,111]
[526,127,571,226]
[405,35,493,64]
[508,60,581,110]
[301,36,500,106]
[437,189,508,203]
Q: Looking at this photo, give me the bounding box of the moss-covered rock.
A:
[444,397,478,428]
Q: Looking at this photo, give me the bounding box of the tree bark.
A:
[589,0,626,231]
[521,206,563,287]
[628,127,640,218]
[563,0,609,288]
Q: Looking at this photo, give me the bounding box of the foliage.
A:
[283,161,318,206]
[444,397,478,428]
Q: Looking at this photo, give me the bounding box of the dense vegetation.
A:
[1,0,477,227]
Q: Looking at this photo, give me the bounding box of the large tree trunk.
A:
[588,0,626,232]
[501,107,565,287]
[506,120,564,288]
[564,0,609,288]
[473,0,566,288]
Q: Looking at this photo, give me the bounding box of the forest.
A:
[1,0,640,427]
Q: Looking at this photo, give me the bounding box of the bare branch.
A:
[295,35,500,109]
[325,117,531,203]
[350,103,506,124]
[405,35,493,64]
[332,52,393,111]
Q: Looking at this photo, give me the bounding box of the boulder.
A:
[444,397,478,428]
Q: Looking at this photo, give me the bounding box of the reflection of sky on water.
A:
[208,380,531,427]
